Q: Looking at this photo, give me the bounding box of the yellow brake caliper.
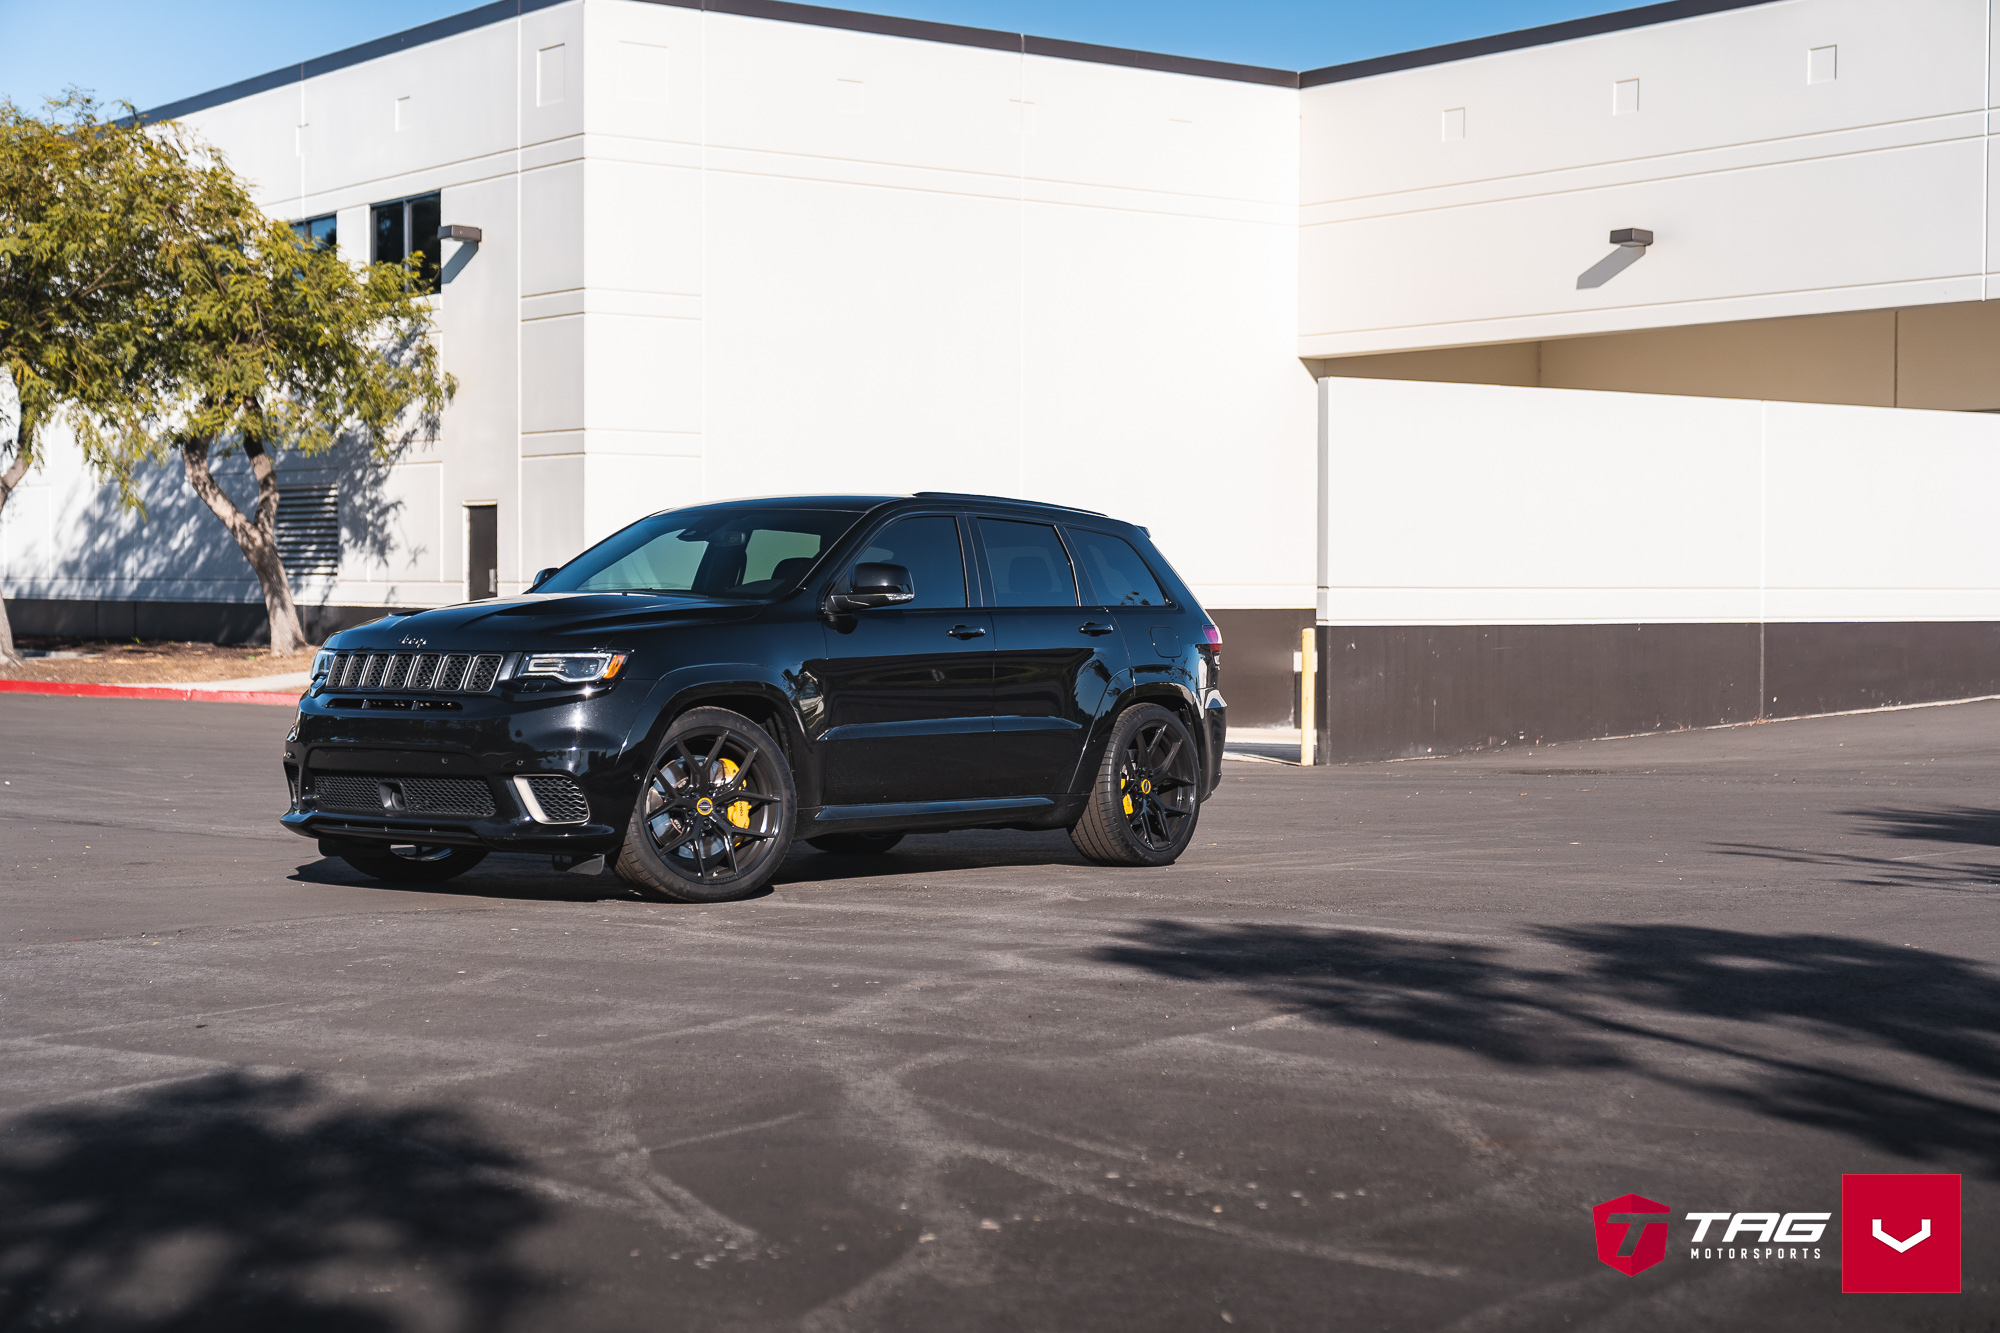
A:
[717,758,752,829]
[1121,775,1133,817]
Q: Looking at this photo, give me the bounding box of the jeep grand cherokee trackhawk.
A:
[281,493,1226,902]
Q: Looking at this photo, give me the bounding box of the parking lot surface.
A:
[2,693,1996,1330]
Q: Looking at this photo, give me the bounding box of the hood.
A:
[330,593,761,649]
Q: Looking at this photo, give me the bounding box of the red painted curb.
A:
[0,679,301,707]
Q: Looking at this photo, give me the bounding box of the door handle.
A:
[947,624,987,639]
[1079,622,1116,637]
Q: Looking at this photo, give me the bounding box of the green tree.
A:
[81,212,456,655]
[5,95,456,659]
[0,93,190,666]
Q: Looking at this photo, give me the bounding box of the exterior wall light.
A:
[1610,227,1653,248]
[438,224,483,243]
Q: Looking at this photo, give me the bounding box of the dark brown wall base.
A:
[4,598,394,646]
[1209,608,1314,726]
[1312,622,2000,764]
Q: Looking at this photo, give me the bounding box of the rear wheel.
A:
[807,832,905,856]
[615,707,797,903]
[1069,703,1201,867]
[338,844,488,883]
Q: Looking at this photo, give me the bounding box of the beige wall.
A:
[1314,302,2000,411]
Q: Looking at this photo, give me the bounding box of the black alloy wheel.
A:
[615,707,797,902]
[807,832,905,856]
[1070,703,1202,866]
[339,844,489,883]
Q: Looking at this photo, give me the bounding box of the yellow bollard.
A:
[1299,626,1316,767]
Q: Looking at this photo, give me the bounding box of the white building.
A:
[5,0,1999,760]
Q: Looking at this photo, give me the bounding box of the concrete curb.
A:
[0,679,301,707]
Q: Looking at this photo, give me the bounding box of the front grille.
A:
[318,651,503,695]
[313,775,496,817]
[520,775,590,824]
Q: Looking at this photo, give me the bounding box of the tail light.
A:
[1198,624,1222,647]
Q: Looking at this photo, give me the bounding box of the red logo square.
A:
[1842,1174,1960,1293]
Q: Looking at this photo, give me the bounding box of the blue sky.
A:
[0,0,1614,113]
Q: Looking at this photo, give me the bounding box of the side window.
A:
[371,192,442,293]
[853,515,966,610]
[977,519,1078,608]
[291,214,337,251]
[1067,529,1169,607]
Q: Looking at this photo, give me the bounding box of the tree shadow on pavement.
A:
[0,1070,553,1332]
[1711,805,2000,894]
[1842,805,2000,847]
[1093,920,2000,1175]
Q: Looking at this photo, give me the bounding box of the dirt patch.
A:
[1,639,316,685]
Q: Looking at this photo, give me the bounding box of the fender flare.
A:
[1069,678,1205,793]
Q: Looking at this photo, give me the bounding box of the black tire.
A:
[615,707,797,903]
[807,832,905,856]
[339,845,488,883]
[1069,703,1202,867]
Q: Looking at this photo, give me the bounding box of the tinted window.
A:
[978,520,1077,608]
[854,516,966,609]
[542,507,864,598]
[291,214,337,251]
[1068,529,1169,607]
[371,192,442,293]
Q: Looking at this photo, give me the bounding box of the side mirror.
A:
[829,562,915,612]
[528,567,559,591]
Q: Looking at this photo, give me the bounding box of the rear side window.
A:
[1067,529,1170,608]
[853,515,967,609]
[977,520,1078,608]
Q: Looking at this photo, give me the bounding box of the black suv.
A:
[282,493,1226,901]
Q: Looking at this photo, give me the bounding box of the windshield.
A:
[537,506,866,598]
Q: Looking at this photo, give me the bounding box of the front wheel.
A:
[1069,703,1202,866]
[615,707,797,903]
[339,844,488,883]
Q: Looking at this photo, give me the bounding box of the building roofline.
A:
[1299,0,1778,87]
[137,0,1782,124]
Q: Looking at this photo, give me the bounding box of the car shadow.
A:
[0,1070,553,1332]
[1092,919,2000,1175]
[288,856,648,904]
[771,829,1089,885]
[287,829,1089,902]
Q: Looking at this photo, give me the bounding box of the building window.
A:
[372,192,442,293]
[290,213,337,251]
[275,483,340,578]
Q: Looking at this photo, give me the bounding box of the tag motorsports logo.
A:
[1592,1195,1824,1276]
[1593,1174,1960,1290]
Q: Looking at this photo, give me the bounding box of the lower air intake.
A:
[313,775,496,818]
[517,775,590,824]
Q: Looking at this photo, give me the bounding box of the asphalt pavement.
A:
[2,692,1997,1331]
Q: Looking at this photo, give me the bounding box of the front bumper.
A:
[280,678,652,855]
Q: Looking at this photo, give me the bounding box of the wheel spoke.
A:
[1157,736,1183,772]
[652,816,694,851]
[689,823,710,877]
[719,833,740,874]
[714,752,763,796]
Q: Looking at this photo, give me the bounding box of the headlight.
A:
[311,650,334,678]
[519,652,629,683]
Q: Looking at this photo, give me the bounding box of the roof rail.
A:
[910,491,1108,517]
